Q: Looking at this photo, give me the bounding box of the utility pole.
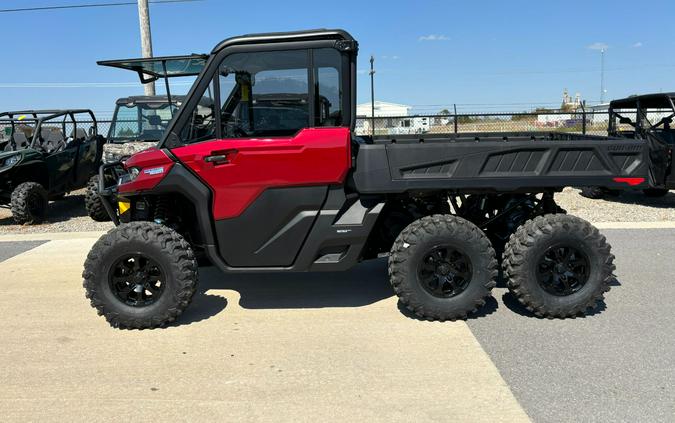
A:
[600,48,605,104]
[369,55,375,137]
[137,0,156,96]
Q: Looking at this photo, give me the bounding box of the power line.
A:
[0,0,202,13]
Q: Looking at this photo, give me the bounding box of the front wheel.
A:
[85,175,111,222]
[388,215,498,321]
[11,182,48,225]
[83,222,198,329]
[503,214,614,318]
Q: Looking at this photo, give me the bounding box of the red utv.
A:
[82,29,667,329]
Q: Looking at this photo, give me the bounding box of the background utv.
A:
[0,110,104,224]
[85,96,181,221]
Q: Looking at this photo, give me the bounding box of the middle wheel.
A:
[388,215,498,321]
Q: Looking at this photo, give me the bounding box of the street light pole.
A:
[600,48,605,104]
[138,0,156,96]
[369,55,375,137]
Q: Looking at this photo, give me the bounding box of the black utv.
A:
[0,110,104,224]
[581,93,675,199]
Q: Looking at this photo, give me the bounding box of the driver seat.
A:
[41,128,66,153]
[12,132,29,150]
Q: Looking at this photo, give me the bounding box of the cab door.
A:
[171,48,350,267]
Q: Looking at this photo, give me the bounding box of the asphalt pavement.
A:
[468,229,675,423]
[0,240,47,262]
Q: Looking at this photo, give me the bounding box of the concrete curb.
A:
[0,231,107,242]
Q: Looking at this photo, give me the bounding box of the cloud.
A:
[588,42,608,51]
[632,42,643,48]
[381,55,400,60]
[419,34,449,41]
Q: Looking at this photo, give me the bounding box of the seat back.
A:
[13,132,29,149]
[41,128,66,153]
[72,128,88,141]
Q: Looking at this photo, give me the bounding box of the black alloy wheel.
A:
[109,253,166,307]
[536,245,590,296]
[418,246,473,298]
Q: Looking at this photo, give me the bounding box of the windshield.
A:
[109,103,177,142]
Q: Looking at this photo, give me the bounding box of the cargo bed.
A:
[352,132,652,194]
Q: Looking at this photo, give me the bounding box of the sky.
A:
[0,0,674,116]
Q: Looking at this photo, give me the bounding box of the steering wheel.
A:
[223,121,249,138]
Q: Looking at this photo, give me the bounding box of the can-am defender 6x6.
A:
[0,110,104,224]
[84,29,669,329]
[85,96,182,221]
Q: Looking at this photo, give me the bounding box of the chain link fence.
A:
[0,110,618,146]
[355,109,611,137]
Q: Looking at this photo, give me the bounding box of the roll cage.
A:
[609,93,675,136]
[0,109,98,151]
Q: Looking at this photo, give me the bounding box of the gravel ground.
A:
[0,189,113,234]
[556,187,675,222]
[0,187,673,234]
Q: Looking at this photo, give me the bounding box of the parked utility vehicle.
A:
[580,93,675,199]
[0,110,103,224]
[84,29,667,329]
[85,96,180,221]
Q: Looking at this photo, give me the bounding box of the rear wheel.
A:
[388,215,497,321]
[643,188,669,198]
[83,222,198,329]
[579,186,606,199]
[11,182,48,225]
[503,214,614,318]
[85,175,111,222]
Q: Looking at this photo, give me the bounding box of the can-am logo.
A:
[143,167,165,176]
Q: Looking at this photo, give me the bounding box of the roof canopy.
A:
[97,54,208,83]
[610,93,675,109]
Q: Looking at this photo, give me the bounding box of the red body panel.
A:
[172,127,352,219]
[118,148,174,194]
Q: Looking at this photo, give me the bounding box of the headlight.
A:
[117,166,140,185]
[128,167,140,180]
[1,154,20,169]
[104,152,117,163]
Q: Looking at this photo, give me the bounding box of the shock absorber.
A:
[153,196,170,225]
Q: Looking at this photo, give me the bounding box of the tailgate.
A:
[353,138,651,193]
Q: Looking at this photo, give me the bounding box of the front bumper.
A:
[98,162,126,226]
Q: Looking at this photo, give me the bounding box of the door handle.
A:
[204,154,228,164]
[204,149,237,165]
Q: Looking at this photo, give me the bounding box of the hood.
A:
[102,141,158,163]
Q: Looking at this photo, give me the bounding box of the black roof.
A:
[211,28,355,53]
[115,95,187,105]
[98,29,355,85]
[610,93,675,109]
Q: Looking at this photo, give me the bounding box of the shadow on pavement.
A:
[592,191,675,209]
[397,295,499,321]
[500,277,621,319]
[197,258,395,310]
[0,193,89,226]
[169,294,229,327]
